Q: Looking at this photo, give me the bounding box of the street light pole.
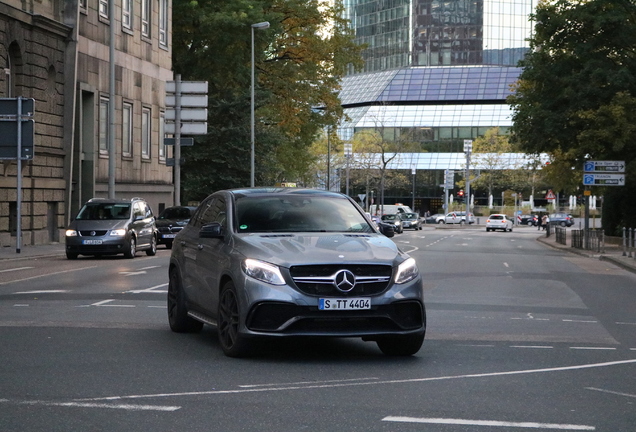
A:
[250,21,269,188]
[464,140,473,224]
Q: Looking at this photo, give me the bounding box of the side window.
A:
[190,197,214,229]
[144,203,153,218]
[200,197,227,228]
[133,202,144,219]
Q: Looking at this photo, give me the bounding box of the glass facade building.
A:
[338,0,536,210]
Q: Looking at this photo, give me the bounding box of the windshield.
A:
[403,213,418,219]
[76,203,131,220]
[236,196,374,233]
[158,207,193,220]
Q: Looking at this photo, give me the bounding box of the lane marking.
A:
[563,320,597,323]
[88,299,134,308]
[13,290,70,295]
[0,266,99,286]
[504,262,509,268]
[120,271,147,276]
[570,347,616,351]
[238,377,379,388]
[0,399,179,412]
[75,359,636,402]
[382,416,594,430]
[127,283,168,294]
[511,346,554,349]
[616,322,636,326]
[0,266,34,273]
[585,387,636,399]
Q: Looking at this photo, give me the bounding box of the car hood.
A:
[235,232,407,268]
[156,218,189,227]
[70,220,128,230]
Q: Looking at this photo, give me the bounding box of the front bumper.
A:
[237,274,425,338]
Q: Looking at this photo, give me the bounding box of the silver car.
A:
[167,188,426,357]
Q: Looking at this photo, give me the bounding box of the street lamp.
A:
[464,139,473,225]
[251,21,270,187]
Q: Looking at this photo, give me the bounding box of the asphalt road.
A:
[1,228,635,432]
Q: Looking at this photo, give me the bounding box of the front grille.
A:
[157,226,183,234]
[247,300,424,333]
[290,264,392,296]
[79,230,108,237]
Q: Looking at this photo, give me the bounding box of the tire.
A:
[418,226,422,230]
[559,221,566,227]
[167,267,203,333]
[218,281,252,357]
[66,251,78,260]
[486,228,491,232]
[376,332,425,356]
[124,237,136,259]
[438,220,444,224]
[165,241,173,250]
[146,235,157,256]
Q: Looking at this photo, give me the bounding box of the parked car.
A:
[549,212,574,227]
[443,211,475,224]
[486,214,513,232]
[400,212,422,230]
[65,197,157,259]
[519,214,538,226]
[167,188,426,357]
[381,213,404,233]
[156,206,197,249]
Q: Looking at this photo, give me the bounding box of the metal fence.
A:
[621,227,636,258]
[571,229,605,253]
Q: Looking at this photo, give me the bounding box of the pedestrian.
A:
[538,213,542,231]
[541,214,548,230]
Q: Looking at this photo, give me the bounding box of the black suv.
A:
[65,197,157,259]
[168,188,426,357]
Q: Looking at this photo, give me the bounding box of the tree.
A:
[508,0,636,233]
[171,0,363,202]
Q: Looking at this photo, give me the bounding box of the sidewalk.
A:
[0,242,66,260]
[536,230,636,274]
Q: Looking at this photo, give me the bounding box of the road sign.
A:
[165,81,208,94]
[165,109,207,122]
[545,189,556,199]
[583,160,625,173]
[0,98,35,115]
[0,119,34,160]
[164,137,194,146]
[444,169,454,189]
[583,173,625,186]
[164,122,207,135]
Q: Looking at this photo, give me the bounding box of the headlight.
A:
[395,257,419,284]
[65,229,77,237]
[109,229,127,236]
[242,259,286,285]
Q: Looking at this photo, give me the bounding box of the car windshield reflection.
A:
[236,196,373,233]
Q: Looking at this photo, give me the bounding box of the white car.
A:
[486,214,513,232]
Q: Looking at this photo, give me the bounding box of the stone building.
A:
[1,0,174,247]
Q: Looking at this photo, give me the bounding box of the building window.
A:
[159,112,166,160]
[141,0,151,38]
[99,97,109,155]
[122,102,133,157]
[122,0,133,30]
[99,0,108,19]
[142,107,151,159]
[159,0,168,46]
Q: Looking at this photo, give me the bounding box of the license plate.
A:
[82,239,102,245]
[162,234,176,239]
[319,298,371,310]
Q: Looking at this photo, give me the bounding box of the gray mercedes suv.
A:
[167,188,426,357]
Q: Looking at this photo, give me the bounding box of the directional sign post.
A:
[583,160,625,173]
[165,76,208,206]
[583,173,625,186]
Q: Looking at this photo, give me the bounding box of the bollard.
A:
[630,228,634,258]
[623,227,627,256]
[632,228,636,260]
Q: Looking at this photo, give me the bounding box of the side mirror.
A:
[379,223,395,238]
[199,222,224,239]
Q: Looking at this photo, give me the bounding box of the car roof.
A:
[221,187,348,200]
